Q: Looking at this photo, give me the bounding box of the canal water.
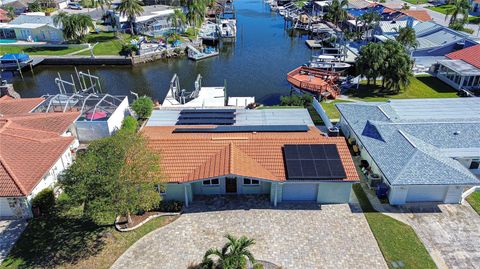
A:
[9,0,312,105]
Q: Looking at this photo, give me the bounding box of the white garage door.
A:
[406,185,448,203]
[0,198,15,218]
[283,184,318,201]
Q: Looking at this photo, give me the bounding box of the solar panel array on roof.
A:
[176,109,236,125]
[173,125,310,133]
[284,144,347,180]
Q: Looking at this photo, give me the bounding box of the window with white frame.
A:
[203,178,219,186]
[243,178,259,185]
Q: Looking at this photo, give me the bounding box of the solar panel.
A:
[173,125,310,133]
[284,144,346,180]
[180,109,235,114]
[178,113,235,119]
[176,119,235,125]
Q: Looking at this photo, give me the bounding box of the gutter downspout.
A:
[184,183,189,207]
[274,183,278,207]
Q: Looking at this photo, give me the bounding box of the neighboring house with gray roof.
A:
[336,98,480,205]
[5,14,64,42]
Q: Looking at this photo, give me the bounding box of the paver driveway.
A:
[112,196,387,269]
[0,220,27,264]
[399,203,480,269]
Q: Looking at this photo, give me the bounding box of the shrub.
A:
[31,188,55,216]
[280,94,313,107]
[121,115,138,133]
[157,200,183,212]
[119,43,139,56]
[131,96,154,119]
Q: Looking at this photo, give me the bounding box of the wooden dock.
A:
[306,40,323,49]
[31,57,44,67]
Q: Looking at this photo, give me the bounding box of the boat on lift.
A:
[187,45,219,61]
[307,55,351,71]
[286,66,341,99]
[0,53,33,71]
[218,19,236,39]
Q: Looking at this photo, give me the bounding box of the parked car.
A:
[67,3,83,10]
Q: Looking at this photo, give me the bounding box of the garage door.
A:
[0,198,15,218]
[406,185,448,203]
[282,184,318,201]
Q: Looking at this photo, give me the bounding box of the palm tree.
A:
[91,0,112,10]
[382,40,413,92]
[53,12,94,43]
[357,42,387,86]
[326,0,348,27]
[359,11,380,41]
[396,26,418,52]
[168,9,187,34]
[186,0,207,35]
[445,0,471,28]
[116,0,144,35]
[200,234,256,269]
[5,6,15,21]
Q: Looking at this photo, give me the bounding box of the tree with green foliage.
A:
[200,235,257,269]
[59,129,162,224]
[131,96,154,119]
[356,42,387,86]
[5,6,16,20]
[445,0,471,28]
[116,0,144,35]
[90,0,112,10]
[168,9,187,34]
[121,115,138,133]
[396,26,418,52]
[381,40,413,93]
[31,188,55,216]
[186,0,207,34]
[359,10,381,41]
[53,12,94,43]
[326,0,348,27]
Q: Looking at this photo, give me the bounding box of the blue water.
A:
[11,1,312,105]
[0,39,17,43]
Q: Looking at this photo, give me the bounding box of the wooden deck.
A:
[287,66,341,98]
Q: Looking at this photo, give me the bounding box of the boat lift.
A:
[55,67,102,94]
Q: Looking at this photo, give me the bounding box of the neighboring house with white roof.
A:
[6,14,64,42]
[336,98,480,205]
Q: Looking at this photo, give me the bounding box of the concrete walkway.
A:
[112,196,387,269]
[0,220,27,264]
[362,182,480,269]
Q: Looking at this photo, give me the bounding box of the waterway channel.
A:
[9,0,313,105]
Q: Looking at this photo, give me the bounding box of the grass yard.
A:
[321,99,351,120]
[403,0,429,4]
[428,4,454,15]
[78,32,135,56]
[353,184,437,269]
[346,75,459,102]
[0,210,178,269]
[0,45,83,56]
[466,191,480,215]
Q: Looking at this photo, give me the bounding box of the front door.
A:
[225,177,237,193]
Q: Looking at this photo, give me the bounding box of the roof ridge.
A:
[0,155,27,195]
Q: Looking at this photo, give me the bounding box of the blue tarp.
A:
[1,53,30,62]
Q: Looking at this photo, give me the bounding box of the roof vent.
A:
[453,131,461,135]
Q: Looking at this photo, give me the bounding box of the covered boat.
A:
[0,53,33,70]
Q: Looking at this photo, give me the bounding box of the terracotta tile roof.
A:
[0,105,79,197]
[0,96,44,115]
[446,45,480,69]
[402,10,432,22]
[143,126,359,183]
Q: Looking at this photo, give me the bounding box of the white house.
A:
[336,98,480,205]
[0,95,79,219]
[7,14,64,42]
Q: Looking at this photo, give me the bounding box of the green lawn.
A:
[321,100,351,120]
[403,0,429,4]
[428,4,454,15]
[0,208,177,269]
[466,191,480,215]
[78,32,135,56]
[353,184,437,269]
[346,75,459,102]
[0,45,83,56]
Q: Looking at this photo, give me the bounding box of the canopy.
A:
[0,53,30,62]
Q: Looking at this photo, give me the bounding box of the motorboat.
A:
[187,45,219,61]
[218,19,236,38]
[0,53,33,71]
[307,55,351,71]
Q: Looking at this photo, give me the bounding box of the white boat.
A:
[187,45,219,61]
[307,55,351,71]
[198,22,219,41]
[218,19,236,38]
